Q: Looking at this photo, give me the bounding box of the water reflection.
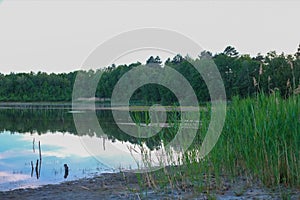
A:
[0,131,114,191]
[0,109,179,150]
[0,109,180,190]
[0,109,180,191]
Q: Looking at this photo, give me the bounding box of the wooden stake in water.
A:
[35,159,39,179]
[31,161,34,177]
[38,141,42,162]
[32,138,35,153]
[38,141,42,179]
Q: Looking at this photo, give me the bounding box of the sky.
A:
[0,0,299,74]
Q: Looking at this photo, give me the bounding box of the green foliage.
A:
[0,46,300,103]
[135,94,299,193]
[0,72,76,102]
[179,93,300,189]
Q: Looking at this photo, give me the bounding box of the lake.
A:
[0,107,180,191]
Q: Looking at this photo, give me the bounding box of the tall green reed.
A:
[133,94,300,192]
[192,93,300,188]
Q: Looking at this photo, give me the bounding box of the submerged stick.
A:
[31,161,34,177]
[38,141,42,161]
[32,138,35,153]
[35,159,39,179]
[64,164,69,179]
[38,141,42,179]
[103,137,106,151]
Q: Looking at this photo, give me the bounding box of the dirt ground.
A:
[0,172,299,200]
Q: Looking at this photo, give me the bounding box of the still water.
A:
[0,108,175,191]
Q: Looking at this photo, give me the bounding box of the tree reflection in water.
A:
[0,108,181,150]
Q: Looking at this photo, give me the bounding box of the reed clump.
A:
[137,93,300,192]
[213,93,300,187]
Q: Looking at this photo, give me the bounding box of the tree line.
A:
[1,45,300,103]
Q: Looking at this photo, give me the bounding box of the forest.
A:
[1,45,300,103]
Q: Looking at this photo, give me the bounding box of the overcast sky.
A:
[0,0,299,74]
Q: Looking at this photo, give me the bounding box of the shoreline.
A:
[0,103,206,112]
[1,171,299,200]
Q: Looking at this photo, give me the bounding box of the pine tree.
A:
[296,44,300,59]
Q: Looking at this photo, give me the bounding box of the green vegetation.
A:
[217,93,299,187]
[0,45,300,103]
[137,93,300,193]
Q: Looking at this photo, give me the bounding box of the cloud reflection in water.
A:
[0,131,138,191]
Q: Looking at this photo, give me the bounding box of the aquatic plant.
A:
[136,93,300,193]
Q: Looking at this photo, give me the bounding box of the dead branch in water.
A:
[38,141,42,161]
[31,161,34,177]
[35,159,39,179]
[38,141,42,179]
[32,138,35,153]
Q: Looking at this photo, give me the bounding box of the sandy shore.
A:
[0,172,299,200]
